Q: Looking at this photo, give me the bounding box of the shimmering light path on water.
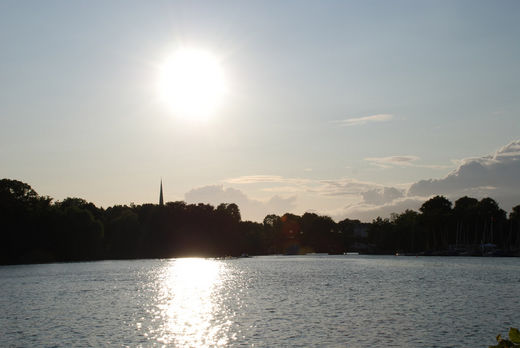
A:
[1,256,519,347]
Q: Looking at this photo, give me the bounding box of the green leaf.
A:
[490,338,515,348]
[509,328,520,344]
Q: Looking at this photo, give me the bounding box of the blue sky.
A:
[1,1,519,221]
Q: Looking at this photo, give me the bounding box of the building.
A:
[159,180,164,206]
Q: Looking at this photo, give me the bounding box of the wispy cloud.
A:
[261,186,307,193]
[334,114,393,127]
[227,175,403,201]
[315,178,385,196]
[365,155,452,169]
[225,175,284,184]
[225,175,310,185]
[365,155,420,168]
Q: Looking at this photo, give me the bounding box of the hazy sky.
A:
[2,1,519,221]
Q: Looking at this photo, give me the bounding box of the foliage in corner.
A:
[490,327,520,348]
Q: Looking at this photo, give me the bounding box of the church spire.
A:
[159,179,164,206]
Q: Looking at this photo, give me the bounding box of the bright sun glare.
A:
[158,48,227,120]
[158,258,227,346]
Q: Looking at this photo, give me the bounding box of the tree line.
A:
[1,179,519,264]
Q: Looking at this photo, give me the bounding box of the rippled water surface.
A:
[1,256,519,347]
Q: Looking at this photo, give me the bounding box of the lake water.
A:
[1,255,519,347]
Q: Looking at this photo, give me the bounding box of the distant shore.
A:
[1,178,519,265]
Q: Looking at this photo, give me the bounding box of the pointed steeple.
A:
[159,179,164,206]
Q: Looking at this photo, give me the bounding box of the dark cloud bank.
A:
[349,140,520,221]
[185,140,520,222]
[408,140,520,200]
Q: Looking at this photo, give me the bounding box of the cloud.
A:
[365,155,420,168]
[225,175,285,184]
[316,178,383,196]
[361,187,404,205]
[261,186,305,193]
[365,155,452,169]
[331,197,424,222]
[408,139,520,211]
[184,185,297,222]
[225,176,404,204]
[187,140,520,223]
[333,140,520,220]
[314,178,405,207]
[187,177,409,222]
[334,114,393,127]
[225,175,309,185]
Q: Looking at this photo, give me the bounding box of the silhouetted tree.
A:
[476,197,506,247]
[301,213,339,253]
[263,214,283,254]
[453,196,479,245]
[510,205,520,249]
[391,210,420,252]
[0,179,53,263]
[279,213,302,254]
[104,206,141,259]
[419,196,453,250]
[367,217,393,253]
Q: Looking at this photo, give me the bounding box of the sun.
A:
[158,47,227,120]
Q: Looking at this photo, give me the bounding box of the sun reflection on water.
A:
[155,258,230,347]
